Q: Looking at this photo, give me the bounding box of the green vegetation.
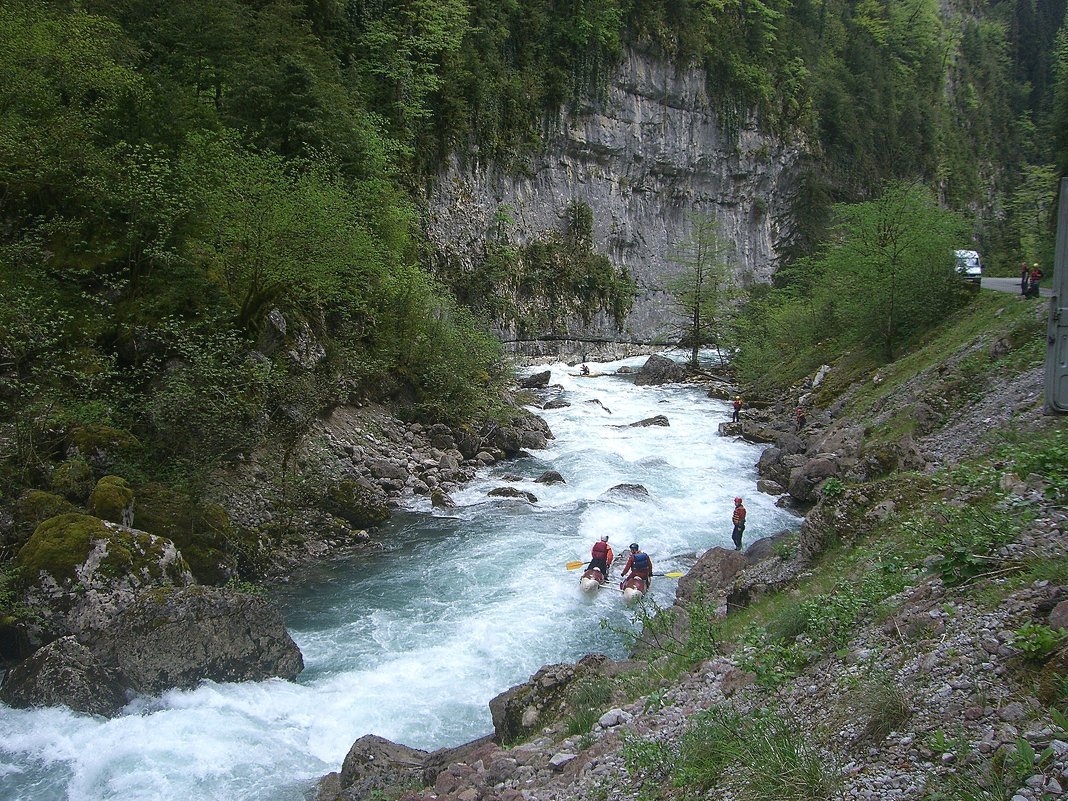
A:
[735,182,974,393]
[663,213,737,368]
[622,707,838,801]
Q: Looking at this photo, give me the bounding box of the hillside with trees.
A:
[0,0,1065,578]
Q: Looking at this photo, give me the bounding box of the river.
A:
[0,353,799,801]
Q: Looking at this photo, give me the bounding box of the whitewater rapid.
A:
[0,353,799,801]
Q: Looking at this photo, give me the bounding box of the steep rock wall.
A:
[425,47,807,357]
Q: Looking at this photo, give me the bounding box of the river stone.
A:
[0,635,127,717]
[676,547,749,605]
[338,734,428,801]
[488,487,538,503]
[628,414,669,427]
[600,483,650,500]
[520,370,551,389]
[90,585,304,694]
[534,470,565,484]
[633,354,685,386]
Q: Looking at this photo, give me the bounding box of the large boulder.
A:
[16,513,193,642]
[13,490,77,540]
[133,483,241,585]
[49,459,94,502]
[338,735,429,800]
[324,478,391,529]
[787,457,840,502]
[675,547,749,605]
[519,370,551,389]
[0,636,127,717]
[90,585,304,694]
[88,475,134,527]
[633,355,685,386]
[489,655,610,743]
[478,409,553,456]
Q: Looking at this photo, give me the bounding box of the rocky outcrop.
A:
[89,585,303,694]
[488,655,621,744]
[425,47,803,354]
[633,355,686,386]
[0,636,127,716]
[626,415,669,428]
[675,547,749,606]
[16,513,193,644]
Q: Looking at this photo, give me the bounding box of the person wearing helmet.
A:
[587,535,614,577]
[732,396,742,423]
[1028,263,1043,298]
[620,543,652,588]
[731,497,747,550]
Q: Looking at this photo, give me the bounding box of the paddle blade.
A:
[565,560,585,570]
[660,571,685,578]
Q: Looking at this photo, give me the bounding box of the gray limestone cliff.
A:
[425,46,806,357]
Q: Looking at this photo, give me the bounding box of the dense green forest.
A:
[0,0,1065,535]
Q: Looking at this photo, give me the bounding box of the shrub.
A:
[1012,622,1067,663]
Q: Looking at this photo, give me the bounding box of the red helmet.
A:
[734,497,742,504]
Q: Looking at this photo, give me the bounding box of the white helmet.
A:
[600,535,609,542]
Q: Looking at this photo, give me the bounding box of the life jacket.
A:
[631,552,651,572]
[592,540,608,559]
[733,506,746,525]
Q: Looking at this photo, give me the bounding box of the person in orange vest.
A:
[796,406,807,432]
[587,535,613,577]
[620,543,652,588]
[731,497,747,550]
[732,396,742,423]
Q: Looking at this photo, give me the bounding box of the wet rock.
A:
[628,415,669,428]
[534,470,566,485]
[488,487,538,503]
[601,483,650,500]
[0,636,127,717]
[676,547,749,605]
[338,735,428,801]
[633,355,685,386]
[90,585,303,694]
[520,371,551,389]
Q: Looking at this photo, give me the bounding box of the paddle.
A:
[565,560,585,570]
[657,572,684,578]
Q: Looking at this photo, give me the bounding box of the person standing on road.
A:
[1020,262,1030,296]
[731,497,747,550]
[1028,264,1044,298]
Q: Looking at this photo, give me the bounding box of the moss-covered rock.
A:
[15,513,193,642]
[16,513,101,584]
[89,476,134,526]
[14,490,77,539]
[133,483,239,585]
[17,513,191,588]
[324,479,391,529]
[68,424,140,455]
[66,424,140,472]
[50,459,94,502]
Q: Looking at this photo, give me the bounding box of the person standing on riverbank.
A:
[731,497,747,550]
[732,396,742,423]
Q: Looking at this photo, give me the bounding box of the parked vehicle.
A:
[954,249,983,281]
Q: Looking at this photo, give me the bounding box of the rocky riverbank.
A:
[315,301,1068,801]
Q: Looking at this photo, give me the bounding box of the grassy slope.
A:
[562,291,1068,799]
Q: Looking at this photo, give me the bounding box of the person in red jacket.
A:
[587,535,613,577]
[731,497,747,550]
[620,543,652,588]
[732,396,742,423]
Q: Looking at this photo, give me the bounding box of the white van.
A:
[954,249,983,281]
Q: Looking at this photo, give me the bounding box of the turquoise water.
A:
[0,354,799,800]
